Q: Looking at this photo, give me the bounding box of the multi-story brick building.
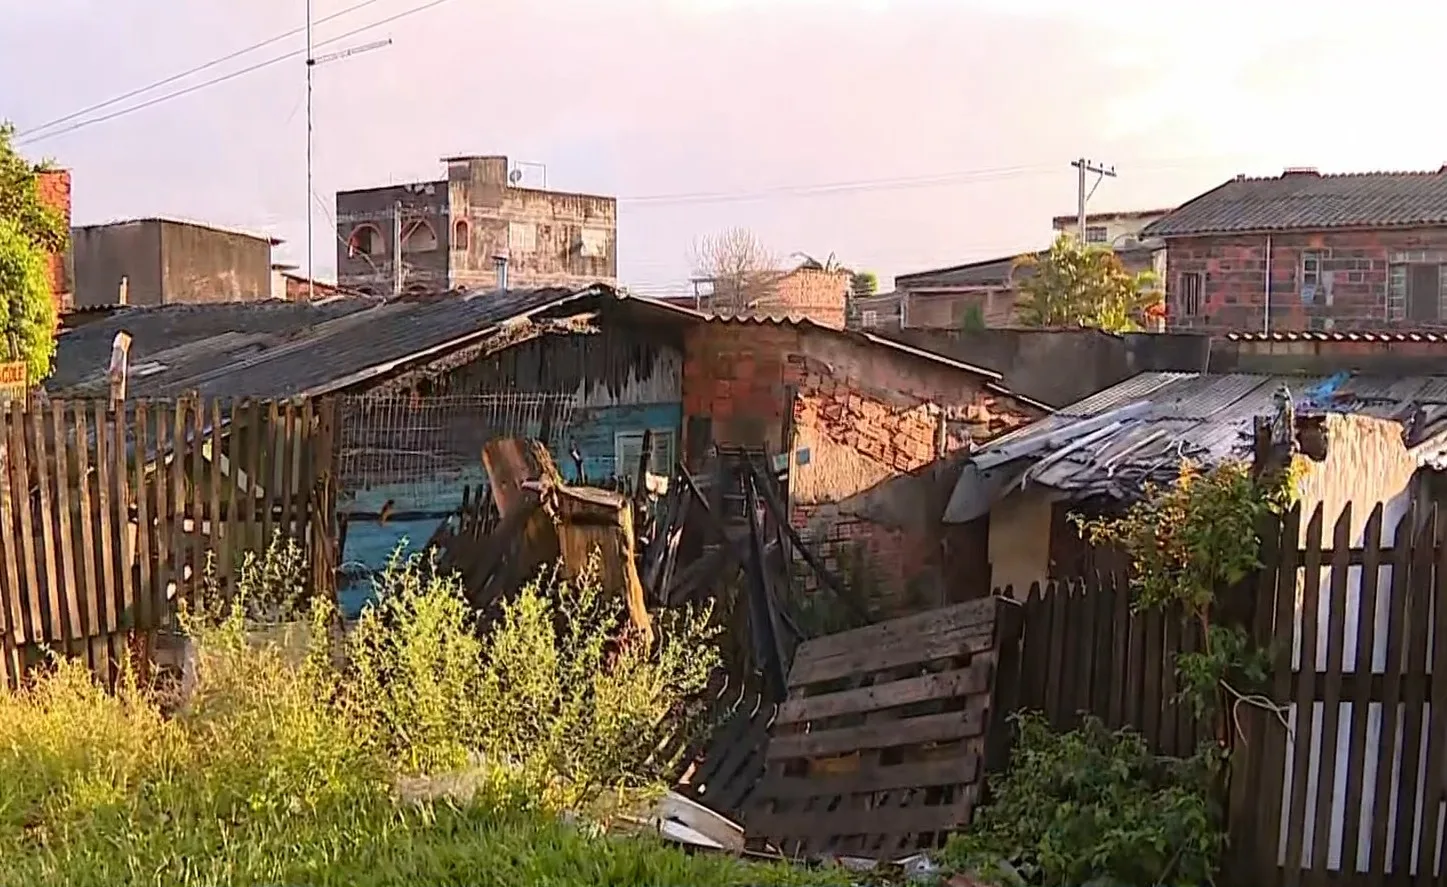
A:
[1145,167,1447,333]
[335,155,616,295]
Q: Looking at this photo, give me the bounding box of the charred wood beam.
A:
[743,473,789,700]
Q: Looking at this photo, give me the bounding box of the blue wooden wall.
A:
[336,324,683,619]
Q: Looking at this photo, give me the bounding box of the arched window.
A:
[347,224,384,258]
[452,218,469,251]
[402,220,438,253]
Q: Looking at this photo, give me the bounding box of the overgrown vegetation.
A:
[0,122,64,382]
[943,714,1223,887]
[0,541,839,887]
[1014,234,1160,333]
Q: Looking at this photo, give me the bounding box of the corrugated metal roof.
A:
[946,370,1447,522]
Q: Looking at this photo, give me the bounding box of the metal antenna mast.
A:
[304,0,389,301]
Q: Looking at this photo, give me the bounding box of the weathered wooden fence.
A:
[0,397,338,689]
[1005,499,1447,887]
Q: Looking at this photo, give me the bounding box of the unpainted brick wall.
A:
[683,320,1042,618]
[36,169,72,311]
[1166,228,1447,333]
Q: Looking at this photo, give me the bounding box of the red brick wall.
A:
[1165,228,1447,333]
[682,320,1042,618]
[35,169,72,311]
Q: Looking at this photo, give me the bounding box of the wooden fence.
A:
[0,397,338,689]
[1005,499,1447,887]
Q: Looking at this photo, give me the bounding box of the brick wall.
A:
[35,169,72,311]
[1165,228,1447,333]
[682,319,1042,618]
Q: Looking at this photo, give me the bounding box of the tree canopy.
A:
[0,122,64,381]
[1013,234,1162,333]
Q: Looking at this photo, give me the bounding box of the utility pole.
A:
[392,200,404,296]
[1071,158,1116,240]
[305,0,313,302]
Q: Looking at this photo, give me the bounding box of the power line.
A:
[15,0,458,147]
[16,0,391,141]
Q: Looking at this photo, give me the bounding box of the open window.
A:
[347,224,385,258]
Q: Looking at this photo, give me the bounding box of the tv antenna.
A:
[305,0,390,301]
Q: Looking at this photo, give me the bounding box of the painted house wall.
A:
[336,318,684,616]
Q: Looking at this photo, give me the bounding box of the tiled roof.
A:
[1226,330,1447,343]
[1142,169,1447,237]
[944,370,1447,521]
[50,287,605,399]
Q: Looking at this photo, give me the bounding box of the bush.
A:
[0,543,777,887]
[941,713,1223,887]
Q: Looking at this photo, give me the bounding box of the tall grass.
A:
[0,542,835,887]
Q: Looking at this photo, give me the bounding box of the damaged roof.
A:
[944,370,1447,523]
[50,286,610,399]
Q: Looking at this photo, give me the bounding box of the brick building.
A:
[689,266,851,328]
[679,314,1045,616]
[335,155,616,295]
[35,169,72,311]
[1145,166,1447,333]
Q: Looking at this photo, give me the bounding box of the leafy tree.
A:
[1013,234,1160,332]
[849,270,877,297]
[0,218,57,381]
[0,123,65,381]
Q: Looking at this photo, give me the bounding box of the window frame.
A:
[1179,271,1203,317]
[614,428,677,480]
[1083,225,1109,244]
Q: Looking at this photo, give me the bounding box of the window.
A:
[452,219,469,251]
[508,221,536,253]
[1301,250,1324,303]
[347,224,384,258]
[615,429,675,480]
[402,220,437,253]
[579,227,610,258]
[1084,225,1109,244]
[860,309,879,328]
[1179,272,1203,317]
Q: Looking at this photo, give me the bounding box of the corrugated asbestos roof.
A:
[893,253,1040,289]
[1141,169,1447,237]
[945,370,1447,522]
[50,286,603,398]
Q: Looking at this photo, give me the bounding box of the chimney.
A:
[1282,167,1321,178]
[493,253,509,291]
[118,276,128,306]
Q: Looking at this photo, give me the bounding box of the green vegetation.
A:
[942,714,1223,887]
[1014,234,1160,333]
[0,541,839,887]
[0,122,64,381]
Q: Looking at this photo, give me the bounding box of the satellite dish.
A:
[508,168,524,185]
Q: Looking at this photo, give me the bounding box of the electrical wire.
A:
[15,0,392,141]
[15,0,460,148]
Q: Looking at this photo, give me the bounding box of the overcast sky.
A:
[6,0,1447,296]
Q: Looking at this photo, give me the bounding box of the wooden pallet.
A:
[745,597,1003,860]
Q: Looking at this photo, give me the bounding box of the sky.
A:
[5,0,1447,297]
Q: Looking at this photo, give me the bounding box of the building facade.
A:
[1051,208,1171,249]
[1144,167,1447,333]
[71,218,277,308]
[334,155,617,296]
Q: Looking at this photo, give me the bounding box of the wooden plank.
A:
[72,404,100,639]
[776,663,992,726]
[1070,580,1094,718]
[132,402,152,633]
[1311,504,1353,877]
[758,756,980,802]
[1019,583,1048,710]
[1108,573,1129,728]
[1160,611,1181,755]
[9,402,43,644]
[786,626,995,688]
[261,399,279,548]
[150,401,171,627]
[297,398,314,545]
[748,800,973,846]
[208,398,224,600]
[1416,502,1447,883]
[766,707,985,761]
[1044,580,1067,722]
[1257,504,1302,885]
[245,399,264,559]
[109,404,133,637]
[1340,505,1383,880]
[28,402,63,642]
[790,598,998,666]
[282,399,300,541]
[0,403,25,646]
[1140,605,1164,750]
[169,399,187,624]
[189,397,206,610]
[1390,506,1435,881]
[1091,572,1117,727]
[1284,502,1325,887]
[1367,507,1414,887]
[48,402,82,642]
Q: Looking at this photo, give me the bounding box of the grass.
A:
[0,540,845,887]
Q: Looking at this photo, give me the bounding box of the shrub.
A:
[941,713,1224,887]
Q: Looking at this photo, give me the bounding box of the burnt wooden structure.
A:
[745,597,1006,859]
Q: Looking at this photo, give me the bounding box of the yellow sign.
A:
[0,362,27,401]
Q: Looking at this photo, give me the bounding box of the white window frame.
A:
[614,428,676,478]
[860,309,879,328]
